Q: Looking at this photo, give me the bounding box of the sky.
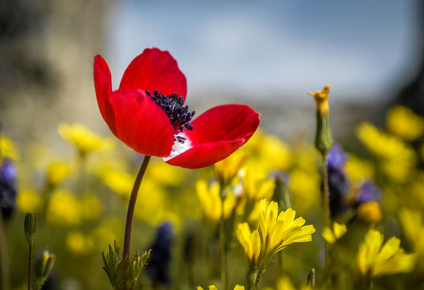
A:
[104,0,420,102]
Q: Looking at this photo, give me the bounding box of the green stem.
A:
[122,155,151,287]
[219,212,228,290]
[253,266,265,290]
[322,157,331,284]
[0,213,10,290]
[322,158,331,228]
[28,243,32,290]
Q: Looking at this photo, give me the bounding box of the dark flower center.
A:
[146,90,195,144]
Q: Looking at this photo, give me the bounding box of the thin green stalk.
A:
[0,213,10,290]
[27,243,32,290]
[322,158,331,228]
[219,211,228,290]
[122,155,151,287]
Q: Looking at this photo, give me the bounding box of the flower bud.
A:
[272,173,291,211]
[33,250,55,290]
[24,212,36,245]
[307,268,315,288]
[309,85,333,157]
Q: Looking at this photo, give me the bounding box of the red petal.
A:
[119,48,187,101]
[186,104,260,144]
[165,139,245,169]
[94,55,112,121]
[106,89,175,157]
[166,104,260,168]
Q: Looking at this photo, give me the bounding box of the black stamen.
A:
[149,90,195,144]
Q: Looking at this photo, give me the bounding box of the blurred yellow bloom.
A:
[197,286,244,290]
[322,222,347,244]
[147,160,184,187]
[344,154,374,182]
[101,170,134,197]
[58,123,114,156]
[386,105,424,142]
[196,180,235,224]
[92,218,123,250]
[357,123,416,161]
[17,190,42,213]
[266,275,311,290]
[357,123,416,182]
[357,201,382,224]
[399,208,424,272]
[236,223,261,264]
[134,179,170,226]
[46,160,70,187]
[46,190,83,226]
[244,130,292,172]
[357,229,415,278]
[0,136,19,160]
[214,149,248,187]
[81,194,101,220]
[289,169,320,214]
[66,231,94,255]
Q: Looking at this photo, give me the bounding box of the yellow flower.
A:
[66,231,94,255]
[196,180,235,224]
[357,122,416,161]
[147,160,184,187]
[322,222,347,244]
[17,190,42,213]
[357,229,415,278]
[46,160,70,187]
[357,201,382,224]
[399,208,424,272]
[344,154,374,183]
[238,199,315,267]
[356,123,416,182]
[244,130,292,172]
[272,276,312,290]
[236,223,261,264]
[241,168,274,220]
[58,123,114,156]
[308,84,331,114]
[258,199,315,259]
[100,169,134,198]
[0,136,19,160]
[46,190,83,226]
[197,285,244,290]
[214,149,248,187]
[289,169,320,214]
[386,105,424,142]
[81,194,101,221]
[92,218,123,250]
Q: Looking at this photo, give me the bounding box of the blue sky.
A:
[104,0,420,102]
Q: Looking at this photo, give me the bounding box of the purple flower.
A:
[356,180,381,206]
[326,144,349,217]
[0,159,17,219]
[146,222,174,285]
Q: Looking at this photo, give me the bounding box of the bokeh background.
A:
[1,1,424,289]
[1,0,423,145]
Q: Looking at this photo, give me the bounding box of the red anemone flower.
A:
[94,48,260,169]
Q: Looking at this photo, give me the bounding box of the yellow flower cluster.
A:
[58,123,115,157]
[386,105,424,142]
[356,122,416,182]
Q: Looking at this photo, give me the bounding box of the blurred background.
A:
[2,1,424,289]
[1,0,423,146]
